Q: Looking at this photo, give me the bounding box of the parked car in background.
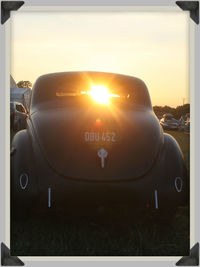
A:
[160,113,180,131]
[179,120,190,133]
[179,113,190,133]
[184,121,190,133]
[10,101,28,131]
[180,113,190,124]
[185,113,190,122]
[10,87,32,112]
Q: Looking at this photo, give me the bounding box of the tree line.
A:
[17,80,32,89]
[153,104,190,119]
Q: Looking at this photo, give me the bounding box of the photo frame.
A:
[0,0,199,266]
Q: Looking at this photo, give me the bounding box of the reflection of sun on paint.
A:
[95,118,101,126]
[81,85,120,105]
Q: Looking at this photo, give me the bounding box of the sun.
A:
[81,84,120,105]
[89,85,110,104]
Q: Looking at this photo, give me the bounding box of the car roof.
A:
[31,71,152,110]
[38,71,144,82]
[34,71,148,94]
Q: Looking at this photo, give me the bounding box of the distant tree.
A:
[153,104,190,119]
[153,105,175,118]
[174,104,190,119]
[17,80,32,89]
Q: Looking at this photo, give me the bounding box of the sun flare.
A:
[81,84,120,105]
[90,85,110,104]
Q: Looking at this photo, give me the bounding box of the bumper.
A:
[34,151,188,212]
[39,177,157,209]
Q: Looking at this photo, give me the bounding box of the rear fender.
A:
[163,133,187,176]
[11,130,39,204]
[159,133,189,206]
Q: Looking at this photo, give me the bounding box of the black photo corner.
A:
[1,243,24,266]
[1,1,24,24]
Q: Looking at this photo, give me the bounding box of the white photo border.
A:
[0,0,199,266]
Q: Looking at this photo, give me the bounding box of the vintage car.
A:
[11,72,189,220]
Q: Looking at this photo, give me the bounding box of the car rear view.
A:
[11,72,189,219]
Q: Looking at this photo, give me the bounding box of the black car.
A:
[10,101,28,131]
[11,72,189,219]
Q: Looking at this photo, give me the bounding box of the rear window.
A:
[31,72,152,110]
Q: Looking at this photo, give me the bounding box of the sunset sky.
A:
[11,11,189,107]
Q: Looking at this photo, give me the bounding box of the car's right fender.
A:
[158,133,189,207]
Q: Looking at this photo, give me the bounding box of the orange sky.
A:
[11,11,189,107]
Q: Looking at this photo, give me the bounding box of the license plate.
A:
[84,131,116,143]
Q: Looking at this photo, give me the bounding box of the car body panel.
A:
[30,107,163,181]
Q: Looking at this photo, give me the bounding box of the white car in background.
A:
[160,113,180,131]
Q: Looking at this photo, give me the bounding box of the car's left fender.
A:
[11,129,39,209]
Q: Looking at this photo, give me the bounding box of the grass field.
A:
[11,130,190,257]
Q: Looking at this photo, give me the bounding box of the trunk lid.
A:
[31,106,162,181]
